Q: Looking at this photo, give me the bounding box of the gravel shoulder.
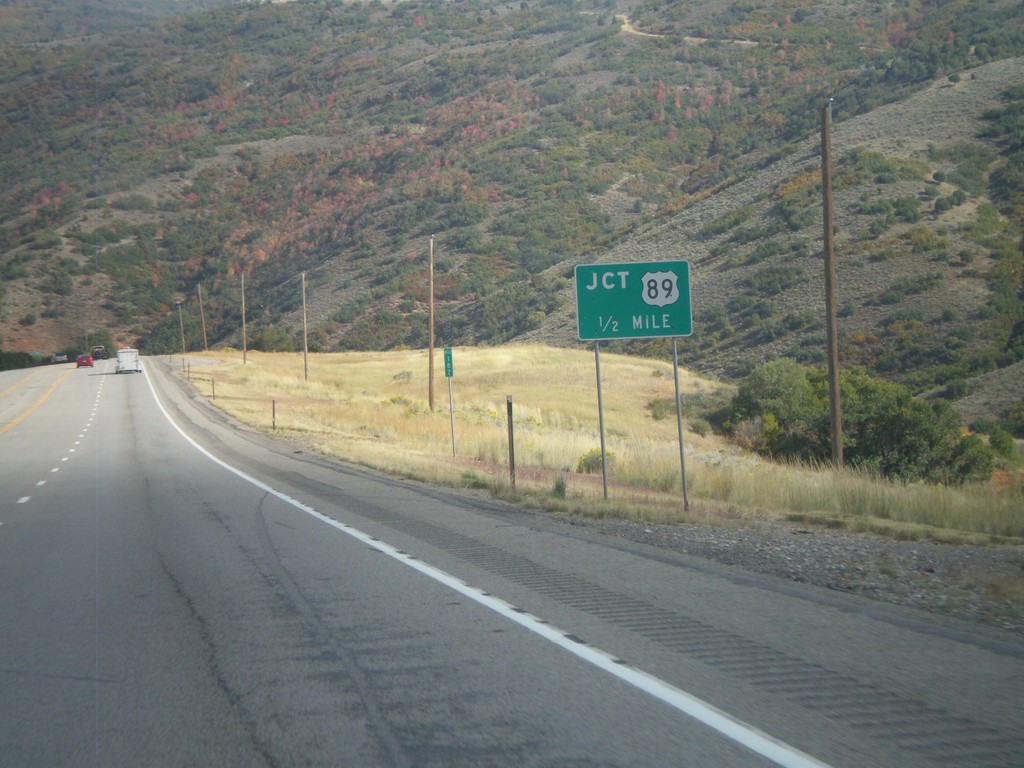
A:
[558,514,1024,640]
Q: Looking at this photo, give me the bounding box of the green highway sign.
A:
[443,347,454,378]
[575,260,692,341]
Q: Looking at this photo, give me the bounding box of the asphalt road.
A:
[1,358,1021,767]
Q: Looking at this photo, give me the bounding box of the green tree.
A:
[988,427,1015,459]
[731,358,826,458]
[1007,402,1024,438]
[730,360,993,483]
[251,326,295,352]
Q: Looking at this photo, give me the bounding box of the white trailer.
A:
[115,348,142,374]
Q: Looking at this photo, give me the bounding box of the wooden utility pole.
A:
[177,301,186,356]
[821,101,843,469]
[198,283,208,351]
[241,272,248,365]
[302,271,308,382]
[428,236,435,411]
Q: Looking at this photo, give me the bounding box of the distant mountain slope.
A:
[0,0,234,43]
[524,57,1024,378]
[1,0,1021,424]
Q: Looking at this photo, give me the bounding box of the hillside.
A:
[0,0,235,44]
[523,57,1024,380]
[1,0,1022,425]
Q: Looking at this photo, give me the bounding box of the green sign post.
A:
[575,260,692,341]
[443,347,456,457]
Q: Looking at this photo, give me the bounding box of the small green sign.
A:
[575,260,692,341]
[443,347,453,378]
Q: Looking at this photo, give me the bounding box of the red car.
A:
[76,355,94,368]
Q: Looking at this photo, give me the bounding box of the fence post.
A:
[506,395,516,491]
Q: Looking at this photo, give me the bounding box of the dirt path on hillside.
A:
[615,15,758,46]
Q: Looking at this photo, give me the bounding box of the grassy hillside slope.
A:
[1,0,1022,425]
[176,345,1023,543]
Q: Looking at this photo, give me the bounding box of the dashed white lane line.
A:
[7,380,102,511]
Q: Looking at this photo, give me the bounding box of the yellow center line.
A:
[0,369,72,435]
[0,368,41,399]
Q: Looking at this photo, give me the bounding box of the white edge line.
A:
[142,366,833,768]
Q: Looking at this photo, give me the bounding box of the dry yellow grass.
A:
[178,346,1024,543]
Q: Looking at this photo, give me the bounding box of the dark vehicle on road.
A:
[91,345,109,360]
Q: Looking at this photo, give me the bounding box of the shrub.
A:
[776,195,817,231]
[746,240,784,265]
[867,217,892,238]
[988,427,1015,459]
[689,418,711,437]
[576,448,613,474]
[110,194,155,212]
[1008,402,1024,438]
[858,199,893,215]
[647,397,677,421]
[29,231,63,250]
[940,434,994,485]
[251,326,295,352]
[387,395,427,415]
[893,196,922,222]
[442,201,488,228]
[731,359,825,457]
[728,360,994,483]
[743,266,806,297]
[552,474,568,498]
[700,205,754,238]
[45,270,74,296]
[941,379,969,399]
[0,350,39,371]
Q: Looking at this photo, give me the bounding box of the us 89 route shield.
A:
[575,260,692,341]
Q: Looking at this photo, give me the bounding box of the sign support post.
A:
[673,338,690,511]
[594,341,609,500]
